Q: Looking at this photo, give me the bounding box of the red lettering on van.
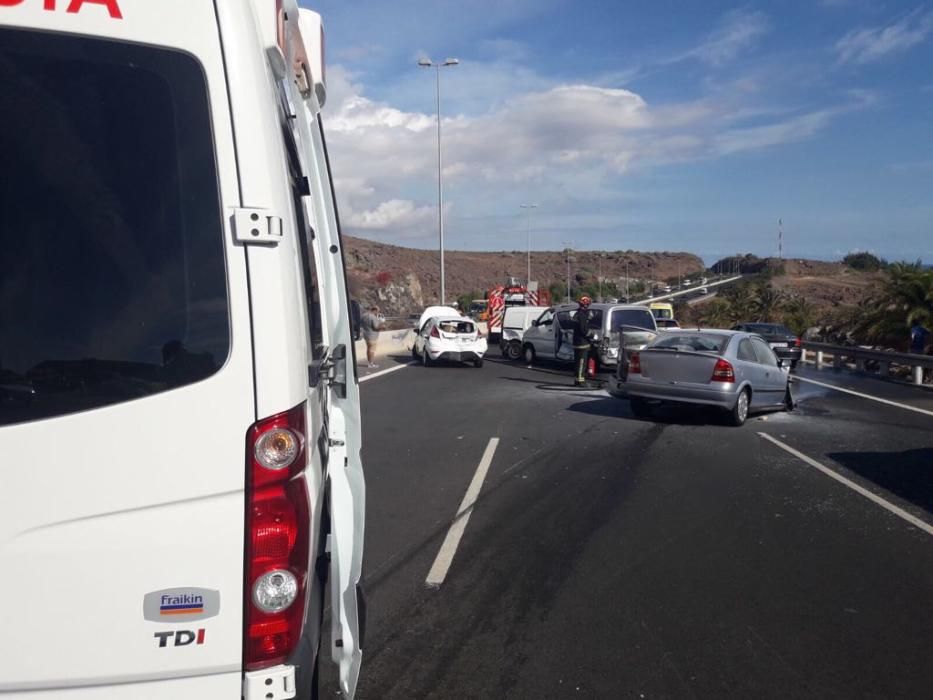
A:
[66,0,122,18]
[0,0,122,18]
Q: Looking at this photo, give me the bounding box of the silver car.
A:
[608,330,793,426]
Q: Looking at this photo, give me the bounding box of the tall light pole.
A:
[563,241,575,302]
[597,253,604,301]
[519,203,537,285]
[418,57,459,304]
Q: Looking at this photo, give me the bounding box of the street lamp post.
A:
[563,241,574,302]
[519,203,537,285]
[418,57,459,304]
[597,253,603,301]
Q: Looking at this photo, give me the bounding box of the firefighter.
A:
[572,295,593,386]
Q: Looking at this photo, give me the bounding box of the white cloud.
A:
[685,9,770,67]
[835,9,933,64]
[344,199,436,231]
[322,61,867,245]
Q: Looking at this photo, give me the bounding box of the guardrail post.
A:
[914,365,924,385]
[879,361,891,377]
[815,350,824,366]
[855,358,867,372]
[833,354,842,369]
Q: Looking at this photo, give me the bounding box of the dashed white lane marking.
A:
[359,362,415,383]
[758,432,933,537]
[795,376,933,418]
[426,437,501,588]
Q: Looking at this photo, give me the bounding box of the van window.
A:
[0,29,229,427]
[611,309,657,332]
[557,309,602,330]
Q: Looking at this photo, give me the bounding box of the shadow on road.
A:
[497,376,608,392]
[828,448,933,514]
[567,397,747,427]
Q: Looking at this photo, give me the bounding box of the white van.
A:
[0,3,364,699]
[499,306,548,360]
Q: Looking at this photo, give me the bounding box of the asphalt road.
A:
[351,353,933,699]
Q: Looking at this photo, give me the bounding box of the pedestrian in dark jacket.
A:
[572,295,593,386]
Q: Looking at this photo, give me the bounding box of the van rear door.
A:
[0,3,251,696]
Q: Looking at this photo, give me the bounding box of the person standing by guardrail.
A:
[362,305,384,368]
[909,320,929,355]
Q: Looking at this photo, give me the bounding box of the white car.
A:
[0,4,364,700]
[412,308,487,367]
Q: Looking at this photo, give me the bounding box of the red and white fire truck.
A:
[487,277,551,339]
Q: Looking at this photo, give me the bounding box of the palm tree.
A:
[754,286,786,322]
[700,298,734,329]
[857,263,933,343]
[723,284,758,323]
[782,296,816,335]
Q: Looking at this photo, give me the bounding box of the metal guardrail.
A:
[802,341,933,386]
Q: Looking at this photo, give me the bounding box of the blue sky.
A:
[302,1,933,263]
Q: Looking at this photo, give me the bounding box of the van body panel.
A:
[1,1,363,696]
[0,0,254,693]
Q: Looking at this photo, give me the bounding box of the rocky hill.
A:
[344,235,706,316]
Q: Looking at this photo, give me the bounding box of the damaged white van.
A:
[0,1,364,698]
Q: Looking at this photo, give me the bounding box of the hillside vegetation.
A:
[344,235,705,316]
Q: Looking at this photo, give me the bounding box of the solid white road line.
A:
[758,432,933,537]
[795,376,933,418]
[358,362,415,383]
[425,437,501,588]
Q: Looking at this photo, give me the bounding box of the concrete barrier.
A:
[355,329,415,361]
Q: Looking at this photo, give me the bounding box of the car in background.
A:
[499,305,548,360]
[656,318,681,331]
[412,308,487,367]
[469,299,489,321]
[520,303,658,369]
[608,330,793,426]
[731,323,802,368]
[649,301,674,321]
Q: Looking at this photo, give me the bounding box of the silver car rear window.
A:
[651,334,730,353]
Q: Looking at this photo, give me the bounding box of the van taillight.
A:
[711,358,735,382]
[244,403,310,671]
[794,337,801,348]
[629,352,641,373]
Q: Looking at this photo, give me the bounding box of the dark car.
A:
[731,323,802,368]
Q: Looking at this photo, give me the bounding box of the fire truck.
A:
[487,277,552,339]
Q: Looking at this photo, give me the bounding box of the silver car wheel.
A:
[736,390,749,423]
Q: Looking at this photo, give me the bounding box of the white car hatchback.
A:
[412,308,488,367]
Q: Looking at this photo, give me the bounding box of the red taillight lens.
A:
[430,326,440,338]
[794,337,801,348]
[711,358,735,382]
[629,352,641,374]
[244,403,311,671]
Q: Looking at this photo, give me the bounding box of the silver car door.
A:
[750,336,785,404]
[735,337,766,407]
[555,310,574,361]
[532,309,555,357]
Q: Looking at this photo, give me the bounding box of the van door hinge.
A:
[233,208,283,245]
[243,666,295,700]
[309,344,349,398]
